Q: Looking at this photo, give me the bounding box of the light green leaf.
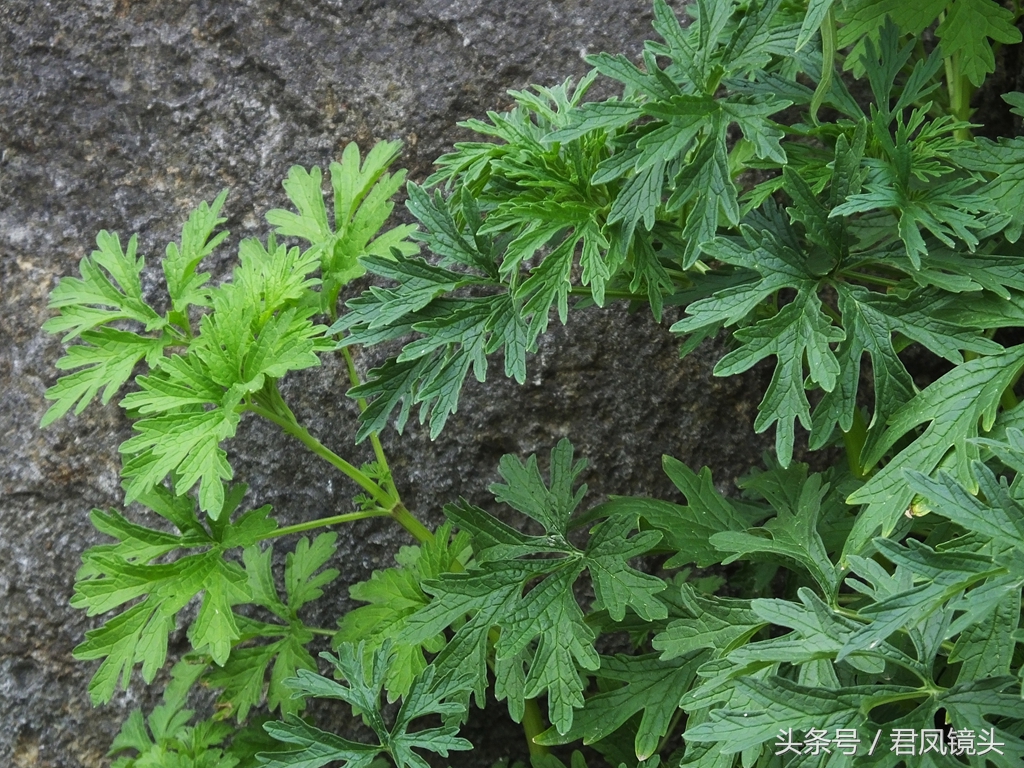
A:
[71,486,268,702]
[120,408,240,518]
[42,329,170,427]
[44,231,165,341]
[336,525,469,700]
[163,190,229,315]
[109,660,237,768]
[266,142,416,312]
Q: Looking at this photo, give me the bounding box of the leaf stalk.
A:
[257,508,391,541]
[521,697,551,758]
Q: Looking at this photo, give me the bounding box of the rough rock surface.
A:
[0,1,777,765]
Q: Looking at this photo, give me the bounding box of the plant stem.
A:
[840,270,901,288]
[258,508,391,541]
[1001,386,1019,411]
[568,286,649,301]
[521,697,551,758]
[248,402,396,510]
[391,502,434,544]
[862,688,936,711]
[943,47,973,141]
[655,707,686,758]
[252,399,435,543]
[484,627,549,757]
[842,408,870,479]
[341,345,398,497]
[337,341,429,541]
[820,300,843,325]
[1000,361,1024,411]
[664,267,696,282]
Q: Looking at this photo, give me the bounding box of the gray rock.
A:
[0,1,775,765]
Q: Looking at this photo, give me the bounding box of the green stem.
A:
[1001,386,1019,411]
[247,403,395,510]
[484,627,548,757]
[842,408,870,479]
[664,267,695,282]
[251,400,435,543]
[521,698,551,758]
[655,707,686,757]
[568,286,649,301]
[861,688,937,713]
[840,270,901,289]
[820,300,843,325]
[943,46,973,140]
[1000,362,1024,411]
[341,345,398,497]
[166,314,193,341]
[391,502,434,545]
[258,508,391,541]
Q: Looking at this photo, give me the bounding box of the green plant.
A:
[42,1,1024,766]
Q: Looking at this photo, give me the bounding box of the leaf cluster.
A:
[44,144,417,725]
[41,2,1024,768]
[43,143,414,516]
[316,2,1024,765]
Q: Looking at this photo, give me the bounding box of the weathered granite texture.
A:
[0,1,781,765]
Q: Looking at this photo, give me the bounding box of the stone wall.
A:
[0,1,775,765]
